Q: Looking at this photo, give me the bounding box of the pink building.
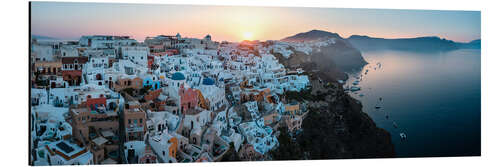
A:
[178,84,199,114]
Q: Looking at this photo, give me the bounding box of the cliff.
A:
[274,30,368,81]
[271,77,395,160]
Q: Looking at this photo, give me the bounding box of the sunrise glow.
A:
[243,32,253,40]
[30,2,480,42]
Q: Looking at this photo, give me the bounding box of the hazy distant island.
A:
[347,35,481,52]
[31,34,58,40]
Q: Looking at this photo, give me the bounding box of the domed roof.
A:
[202,77,215,85]
[172,72,185,80]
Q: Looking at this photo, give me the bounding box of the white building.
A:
[122,46,149,67]
[79,35,137,48]
[148,132,178,163]
[37,140,93,165]
[32,43,55,61]
[198,77,226,111]
[60,45,79,57]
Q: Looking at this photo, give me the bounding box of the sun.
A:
[243,32,253,40]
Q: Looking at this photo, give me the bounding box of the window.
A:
[128,119,131,124]
[139,119,142,124]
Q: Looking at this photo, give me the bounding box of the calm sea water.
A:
[346,49,481,157]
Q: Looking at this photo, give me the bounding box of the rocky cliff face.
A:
[313,40,367,73]
[270,77,395,160]
[271,34,395,158]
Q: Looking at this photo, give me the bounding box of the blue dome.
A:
[172,72,185,80]
[202,78,215,85]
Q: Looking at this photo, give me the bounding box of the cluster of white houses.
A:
[30,33,310,165]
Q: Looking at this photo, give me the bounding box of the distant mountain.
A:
[458,39,481,49]
[347,35,480,52]
[31,34,57,40]
[281,30,342,42]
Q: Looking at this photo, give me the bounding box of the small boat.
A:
[350,86,361,91]
[379,97,383,101]
[385,114,389,119]
[375,106,381,109]
[400,133,407,140]
[352,80,360,85]
[392,121,398,128]
[359,93,364,97]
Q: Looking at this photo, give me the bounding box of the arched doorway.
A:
[108,102,117,111]
[76,76,81,86]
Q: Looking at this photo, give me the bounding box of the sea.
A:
[345,49,481,157]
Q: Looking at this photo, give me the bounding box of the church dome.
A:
[202,77,215,85]
[172,72,185,80]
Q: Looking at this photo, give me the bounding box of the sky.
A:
[30,2,481,42]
